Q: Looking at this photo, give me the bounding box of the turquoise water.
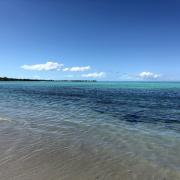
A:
[2,81,180,89]
[0,81,180,180]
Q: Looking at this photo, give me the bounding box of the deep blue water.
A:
[1,81,180,129]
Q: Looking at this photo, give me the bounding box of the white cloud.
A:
[82,72,105,78]
[63,66,91,72]
[21,61,64,71]
[139,72,161,79]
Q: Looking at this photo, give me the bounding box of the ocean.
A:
[0,81,180,180]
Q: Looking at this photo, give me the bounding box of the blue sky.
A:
[0,0,180,80]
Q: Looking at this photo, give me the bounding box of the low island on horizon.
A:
[0,77,97,82]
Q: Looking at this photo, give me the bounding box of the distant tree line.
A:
[0,77,96,82]
[0,77,42,81]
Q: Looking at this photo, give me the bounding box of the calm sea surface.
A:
[0,81,180,180]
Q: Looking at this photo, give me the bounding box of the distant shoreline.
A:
[0,77,97,82]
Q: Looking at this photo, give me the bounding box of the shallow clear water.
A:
[0,81,180,180]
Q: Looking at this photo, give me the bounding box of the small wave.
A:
[0,117,12,122]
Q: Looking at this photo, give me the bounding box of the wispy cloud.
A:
[20,61,162,81]
[118,73,136,80]
[117,72,162,81]
[21,61,64,71]
[65,74,74,78]
[139,71,161,80]
[63,66,91,72]
[33,75,41,79]
[82,72,105,78]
